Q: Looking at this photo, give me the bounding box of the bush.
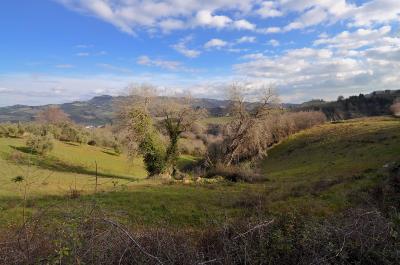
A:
[59,123,88,143]
[179,138,206,156]
[26,134,54,155]
[0,123,25,138]
[0,125,6,137]
[87,126,119,148]
[140,133,167,176]
[207,163,265,182]
[23,122,90,144]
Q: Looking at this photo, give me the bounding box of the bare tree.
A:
[36,106,70,125]
[218,83,280,166]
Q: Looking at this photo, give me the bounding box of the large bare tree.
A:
[36,106,70,125]
[218,83,280,165]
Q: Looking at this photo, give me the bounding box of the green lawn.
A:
[0,116,399,229]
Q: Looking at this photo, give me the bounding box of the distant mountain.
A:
[0,95,234,125]
[1,90,397,124]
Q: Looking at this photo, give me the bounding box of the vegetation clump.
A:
[0,123,24,138]
[26,133,54,155]
[204,83,326,182]
[118,85,206,178]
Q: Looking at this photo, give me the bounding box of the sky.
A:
[0,0,399,106]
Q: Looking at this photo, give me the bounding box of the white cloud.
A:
[8,0,400,105]
[204,38,228,49]
[314,26,393,51]
[256,1,283,18]
[241,53,266,60]
[0,72,242,106]
[233,19,256,30]
[278,0,399,32]
[284,6,328,31]
[237,36,256,43]
[0,87,12,93]
[58,0,400,35]
[195,10,232,28]
[137,55,187,71]
[195,11,256,31]
[58,0,257,34]
[234,34,400,102]
[268,39,279,47]
[159,18,186,32]
[172,36,201,58]
[258,27,281,34]
[0,73,130,106]
[349,0,400,27]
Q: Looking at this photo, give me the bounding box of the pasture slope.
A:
[0,116,399,229]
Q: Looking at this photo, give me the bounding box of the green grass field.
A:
[0,116,399,229]
[0,137,147,198]
[262,116,400,213]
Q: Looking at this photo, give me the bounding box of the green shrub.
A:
[0,123,24,138]
[0,125,6,137]
[59,123,88,143]
[26,134,54,155]
[140,132,166,176]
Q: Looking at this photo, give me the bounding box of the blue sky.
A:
[0,0,399,106]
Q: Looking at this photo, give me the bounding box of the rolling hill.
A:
[0,116,398,228]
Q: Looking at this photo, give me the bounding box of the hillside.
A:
[0,137,147,198]
[262,116,400,212]
[0,116,399,228]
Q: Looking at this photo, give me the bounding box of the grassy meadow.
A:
[0,116,399,229]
